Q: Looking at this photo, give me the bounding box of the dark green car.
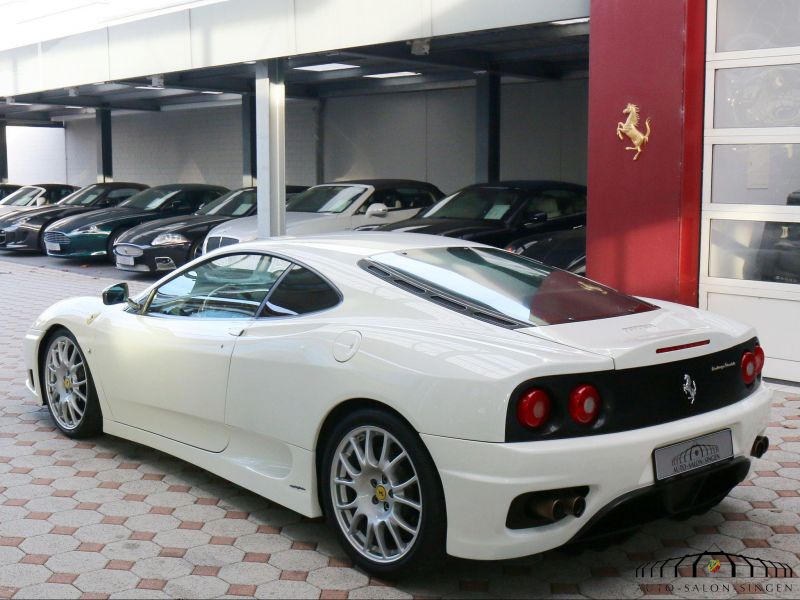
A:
[43,184,228,260]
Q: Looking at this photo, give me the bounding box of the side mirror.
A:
[524,212,548,227]
[365,203,389,218]
[102,282,129,305]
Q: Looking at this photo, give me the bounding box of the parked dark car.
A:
[0,184,21,201]
[0,184,78,216]
[113,187,259,272]
[113,186,310,272]
[0,182,148,252]
[507,225,586,275]
[43,184,228,261]
[371,180,586,248]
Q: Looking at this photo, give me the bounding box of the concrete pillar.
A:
[242,94,256,188]
[255,59,286,238]
[0,122,8,184]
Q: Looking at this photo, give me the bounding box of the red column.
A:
[586,0,706,306]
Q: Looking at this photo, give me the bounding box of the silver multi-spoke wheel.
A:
[44,336,88,430]
[330,425,423,564]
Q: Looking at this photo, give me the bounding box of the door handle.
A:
[228,327,245,337]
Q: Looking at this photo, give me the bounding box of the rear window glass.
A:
[370,247,656,326]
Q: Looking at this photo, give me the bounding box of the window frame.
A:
[137,250,342,321]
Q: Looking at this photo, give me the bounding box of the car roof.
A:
[464,180,586,192]
[328,179,441,190]
[149,183,229,192]
[229,231,482,263]
[34,184,77,190]
[94,182,148,189]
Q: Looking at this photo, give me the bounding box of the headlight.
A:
[152,233,190,246]
[75,224,102,233]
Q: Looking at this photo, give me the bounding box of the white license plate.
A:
[653,429,733,481]
[116,255,135,266]
[45,241,60,252]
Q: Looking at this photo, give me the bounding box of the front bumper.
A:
[114,244,190,272]
[44,232,107,258]
[0,226,38,250]
[421,382,773,561]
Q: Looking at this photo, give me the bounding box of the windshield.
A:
[421,188,523,221]
[0,186,43,207]
[120,188,179,211]
[286,185,365,214]
[371,247,657,326]
[61,185,105,206]
[197,189,256,217]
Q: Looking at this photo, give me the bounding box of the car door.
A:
[225,263,342,450]
[90,252,292,451]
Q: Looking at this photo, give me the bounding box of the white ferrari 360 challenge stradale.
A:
[24,232,771,576]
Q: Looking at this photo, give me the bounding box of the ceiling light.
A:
[364,71,421,79]
[10,102,32,106]
[294,63,359,72]
[551,17,589,25]
[201,91,224,95]
[65,105,82,109]
[242,61,257,65]
[135,85,163,90]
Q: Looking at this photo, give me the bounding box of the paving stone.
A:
[46,550,108,573]
[73,569,139,593]
[183,544,245,567]
[0,563,51,587]
[218,562,280,585]
[12,583,81,599]
[101,540,161,561]
[164,574,228,599]
[254,579,320,599]
[131,556,193,580]
[269,549,329,571]
[19,533,79,555]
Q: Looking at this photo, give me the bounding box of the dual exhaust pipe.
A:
[751,435,769,459]
[529,491,587,523]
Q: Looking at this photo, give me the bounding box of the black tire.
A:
[188,239,203,263]
[106,230,124,264]
[320,408,446,577]
[39,328,103,438]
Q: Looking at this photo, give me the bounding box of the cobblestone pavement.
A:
[1,258,799,599]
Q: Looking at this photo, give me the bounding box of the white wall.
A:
[324,79,588,194]
[6,126,66,184]
[63,100,318,189]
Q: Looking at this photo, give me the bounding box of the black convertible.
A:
[0,182,147,252]
[371,180,586,248]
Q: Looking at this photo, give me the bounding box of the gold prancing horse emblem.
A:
[616,103,651,160]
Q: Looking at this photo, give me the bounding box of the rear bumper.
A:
[422,382,772,561]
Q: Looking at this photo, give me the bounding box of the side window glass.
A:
[395,188,435,210]
[356,190,386,214]
[261,265,340,317]
[147,253,291,319]
[107,188,140,204]
[524,190,586,221]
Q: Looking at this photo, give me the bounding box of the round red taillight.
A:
[754,345,765,376]
[741,351,757,385]
[517,388,551,429]
[569,384,601,425]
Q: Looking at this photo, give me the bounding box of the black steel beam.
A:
[475,72,500,184]
[0,122,7,183]
[15,93,161,112]
[96,108,113,183]
[316,98,325,184]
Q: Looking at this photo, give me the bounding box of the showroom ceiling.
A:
[0,20,588,127]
